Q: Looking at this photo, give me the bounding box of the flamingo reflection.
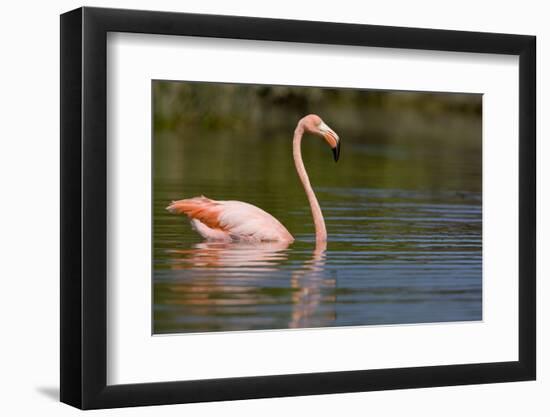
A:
[289,241,336,328]
[168,240,291,271]
[162,240,336,330]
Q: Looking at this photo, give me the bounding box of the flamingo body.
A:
[167,196,294,243]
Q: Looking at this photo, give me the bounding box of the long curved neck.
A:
[293,124,327,243]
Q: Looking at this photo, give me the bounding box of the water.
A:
[153,116,482,334]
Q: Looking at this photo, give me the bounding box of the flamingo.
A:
[166,114,340,244]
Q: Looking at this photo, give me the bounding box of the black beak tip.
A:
[332,141,340,162]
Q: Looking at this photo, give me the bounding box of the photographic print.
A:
[61,8,536,407]
[152,81,482,334]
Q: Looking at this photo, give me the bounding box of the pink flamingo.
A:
[166,114,340,244]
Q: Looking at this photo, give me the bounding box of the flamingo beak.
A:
[319,122,340,162]
[332,139,341,162]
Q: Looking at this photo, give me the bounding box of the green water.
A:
[153,83,482,334]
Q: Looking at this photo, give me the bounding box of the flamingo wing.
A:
[166,196,294,242]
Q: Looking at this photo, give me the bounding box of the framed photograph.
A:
[60,6,536,409]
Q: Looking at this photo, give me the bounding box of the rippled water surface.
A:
[153,108,482,333]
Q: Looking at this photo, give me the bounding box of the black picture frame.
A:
[60,6,536,410]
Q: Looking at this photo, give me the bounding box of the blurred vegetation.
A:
[153,81,481,149]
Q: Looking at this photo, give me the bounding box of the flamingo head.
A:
[300,114,341,162]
